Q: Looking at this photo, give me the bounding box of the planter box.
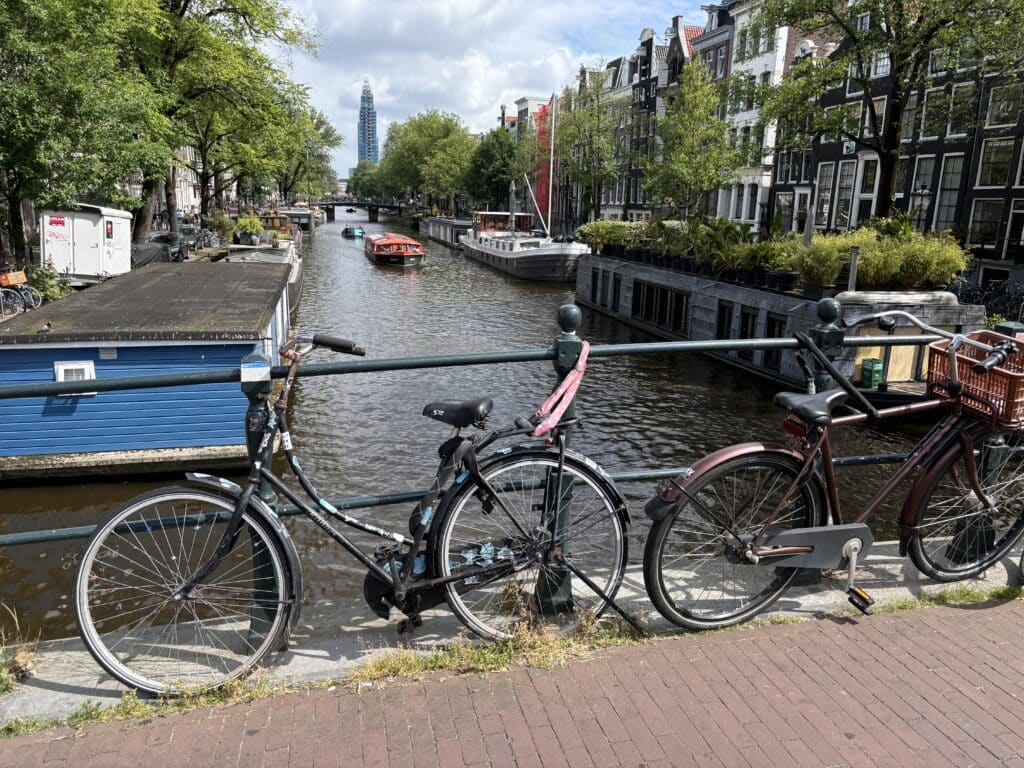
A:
[802,282,836,301]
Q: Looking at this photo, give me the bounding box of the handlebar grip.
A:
[972,349,1009,375]
[312,334,366,356]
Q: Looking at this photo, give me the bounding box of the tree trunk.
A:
[875,152,898,220]
[592,181,602,221]
[7,187,27,263]
[165,167,178,233]
[132,175,161,243]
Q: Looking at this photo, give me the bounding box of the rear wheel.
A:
[0,288,23,318]
[644,452,822,631]
[74,487,290,696]
[434,451,627,640]
[909,429,1024,580]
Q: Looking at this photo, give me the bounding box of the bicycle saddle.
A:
[773,390,849,426]
[422,398,493,427]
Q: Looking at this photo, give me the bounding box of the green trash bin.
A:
[861,357,884,389]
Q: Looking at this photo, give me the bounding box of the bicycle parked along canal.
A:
[73,331,631,695]
[644,306,1024,631]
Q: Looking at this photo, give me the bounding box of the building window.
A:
[747,184,759,221]
[734,184,745,219]
[933,154,964,232]
[777,192,794,231]
[856,158,878,225]
[895,157,909,197]
[977,138,1015,188]
[847,63,864,96]
[833,160,856,229]
[910,156,935,229]
[822,106,838,143]
[921,88,945,139]
[790,151,800,182]
[862,97,886,138]
[987,84,1023,128]
[856,13,870,31]
[736,29,748,61]
[814,162,835,226]
[928,49,948,75]
[947,83,975,137]
[717,46,728,79]
[968,199,1003,247]
[54,360,97,397]
[872,51,890,78]
[900,92,919,142]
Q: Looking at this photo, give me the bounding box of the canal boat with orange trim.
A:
[364,232,425,266]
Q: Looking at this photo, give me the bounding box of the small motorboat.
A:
[345,207,356,213]
[364,232,424,266]
[342,226,364,238]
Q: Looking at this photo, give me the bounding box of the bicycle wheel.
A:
[434,450,627,640]
[0,288,23,318]
[644,451,823,631]
[909,429,1024,580]
[24,286,43,309]
[74,487,290,696]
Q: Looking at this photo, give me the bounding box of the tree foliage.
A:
[377,110,475,205]
[757,0,1024,219]
[645,61,744,217]
[465,128,517,209]
[348,160,383,198]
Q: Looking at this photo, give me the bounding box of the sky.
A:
[281,0,705,177]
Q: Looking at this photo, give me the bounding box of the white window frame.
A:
[1017,147,1024,188]
[862,97,886,138]
[932,152,965,232]
[832,159,857,230]
[822,106,838,143]
[54,360,97,397]
[946,83,974,139]
[814,161,836,227]
[976,137,1016,189]
[967,198,1004,248]
[986,84,1023,129]
[928,49,948,76]
[872,51,891,79]
[921,88,945,140]
[900,91,919,143]
[910,154,936,229]
[856,13,870,31]
[847,62,864,97]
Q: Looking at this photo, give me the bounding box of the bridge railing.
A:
[0,300,942,548]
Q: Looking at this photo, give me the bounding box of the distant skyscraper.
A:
[358,80,379,164]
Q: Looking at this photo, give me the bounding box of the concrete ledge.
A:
[0,445,249,480]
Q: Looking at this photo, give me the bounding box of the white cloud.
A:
[282,0,703,175]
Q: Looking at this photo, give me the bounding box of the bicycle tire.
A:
[644,451,823,631]
[74,487,290,696]
[0,288,23,318]
[434,450,628,640]
[25,286,43,309]
[908,429,1024,581]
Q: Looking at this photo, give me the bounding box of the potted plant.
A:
[235,216,264,246]
[794,236,845,300]
[770,241,801,292]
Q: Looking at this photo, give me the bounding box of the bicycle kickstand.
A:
[556,554,649,636]
[843,539,875,615]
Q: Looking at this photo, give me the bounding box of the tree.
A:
[758,0,1024,219]
[272,104,342,202]
[349,160,382,198]
[422,132,477,210]
[556,69,627,222]
[466,128,516,208]
[376,110,475,204]
[645,61,745,217]
[0,0,167,260]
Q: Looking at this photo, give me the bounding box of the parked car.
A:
[178,224,199,250]
[148,231,189,261]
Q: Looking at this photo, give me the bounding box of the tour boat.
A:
[364,232,425,266]
[460,211,590,282]
[342,226,364,238]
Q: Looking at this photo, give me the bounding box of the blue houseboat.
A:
[0,262,291,479]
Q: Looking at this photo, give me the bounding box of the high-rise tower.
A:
[357,80,379,164]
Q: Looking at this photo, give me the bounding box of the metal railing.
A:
[0,301,941,548]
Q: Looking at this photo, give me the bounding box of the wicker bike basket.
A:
[927,329,1024,427]
[0,270,26,287]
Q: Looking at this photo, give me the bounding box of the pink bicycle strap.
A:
[533,341,590,437]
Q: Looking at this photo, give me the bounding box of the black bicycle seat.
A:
[422,398,493,427]
[773,390,849,427]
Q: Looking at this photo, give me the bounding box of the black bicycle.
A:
[73,332,630,695]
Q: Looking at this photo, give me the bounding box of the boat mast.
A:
[546,93,555,238]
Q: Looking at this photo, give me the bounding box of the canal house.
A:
[0,262,291,479]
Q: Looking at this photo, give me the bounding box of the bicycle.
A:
[0,287,23,318]
[73,332,631,695]
[643,307,1024,631]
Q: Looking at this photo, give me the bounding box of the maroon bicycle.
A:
[643,308,1024,630]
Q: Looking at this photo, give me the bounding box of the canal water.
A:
[0,212,914,639]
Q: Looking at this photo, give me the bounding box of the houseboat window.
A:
[764,314,787,371]
[670,291,690,334]
[600,270,610,307]
[738,308,759,361]
[612,274,622,312]
[716,302,734,341]
[54,360,97,397]
[591,269,599,303]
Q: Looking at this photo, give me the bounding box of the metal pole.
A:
[847,245,860,292]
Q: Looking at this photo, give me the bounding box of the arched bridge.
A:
[319,198,405,223]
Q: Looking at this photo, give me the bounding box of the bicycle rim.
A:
[645,452,819,630]
[74,489,289,695]
[436,454,626,640]
[910,430,1024,580]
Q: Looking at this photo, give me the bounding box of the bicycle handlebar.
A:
[281,332,366,358]
[843,310,995,353]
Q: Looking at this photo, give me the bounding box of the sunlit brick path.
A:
[5,600,1024,767]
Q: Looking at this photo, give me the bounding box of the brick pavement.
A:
[4,599,1024,767]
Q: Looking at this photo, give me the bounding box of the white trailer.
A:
[39,205,132,286]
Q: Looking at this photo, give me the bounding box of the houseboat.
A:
[364,232,425,266]
[460,211,590,282]
[422,215,471,248]
[0,262,292,480]
[342,226,364,238]
[220,241,303,319]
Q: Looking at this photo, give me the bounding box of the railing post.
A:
[240,352,277,504]
[809,297,844,391]
[537,303,583,615]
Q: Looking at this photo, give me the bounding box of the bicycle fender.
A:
[186,473,304,629]
[644,443,818,522]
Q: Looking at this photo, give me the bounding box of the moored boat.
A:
[345,207,357,213]
[460,211,590,282]
[364,232,424,267]
[220,241,303,319]
[342,226,364,238]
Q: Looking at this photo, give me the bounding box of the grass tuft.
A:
[0,605,38,696]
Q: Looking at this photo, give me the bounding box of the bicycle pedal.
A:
[847,586,875,615]
[396,615,423,635]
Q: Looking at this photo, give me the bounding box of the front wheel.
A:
[434,451,627,640]
[909,429,1024,581]
[644,452,823,631]
[73,487,291,696]
[0,288,23,318]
